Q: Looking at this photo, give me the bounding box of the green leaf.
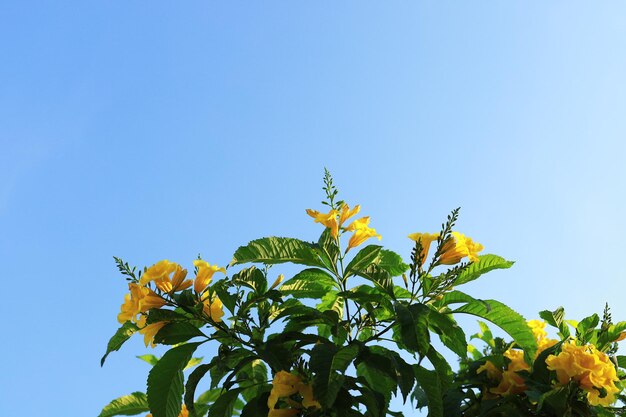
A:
[344,245,382,278]
[616,355,626,369]
[317,228,340,272]
[317,291,344,318]
[427,309,467,358]
[310,343,360,407]
[137,354,159,366]
[240,360,268,401]
[231,237,324,267]
[207,388,245,417]
[240,390,270,417]
[98,392,149,417]
[101,321,139,366]
[414,366,443,417]
[377,250,409,276]
[394,302,430,357]
[454,254,514,286]
[146,309,190,324]
[211,280,237,314]
[453,299,537,360]
[539,307,570,339]
[147,342,202,417]
[577,313,599,344]
[232,266,267,294]
[154,322,205,345]
[357,361,396,406]
[433,290,475,308]
[280,268,339,298]
[184,363,214,416]
[425,347,453,392]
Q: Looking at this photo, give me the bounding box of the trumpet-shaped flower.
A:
[201,293,224,322]
[339,203,360,227]
[153,264,192,293]
[306,208,339,238]
[345,217,381,250]
[546,342,620,406]
[193,260,226,293]
[438,232,484,264]
[117,283,150,324]
[139,321,168,348]
[139,289,167,312]
[139,260,179,286]
[270,274,284,290]
[407,232,439,264]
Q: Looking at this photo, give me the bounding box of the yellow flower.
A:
[267,371,321,414]
[546,342,620,406]
[306,208,339,238]
[490,370,527,396]
[193,260,226,293]
[139,321,168,348]
[477,360,502,381]
[504,349,530,372]
[117,283,150,324]
[528,319,559,355]
[345,217,381,251]
[339,204,360,227]
[268,410,300,417]
[201,293,224,322]
[407,232,439,264]
[270,274,284,290]
[438,232,483,264]
[154,264,192,293]
[299,383,321,409]
[140,289,167,312]
[139,260,179,286]
[528,320,547,340]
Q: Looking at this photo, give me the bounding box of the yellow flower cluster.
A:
[546,342,620,406]
[477,320,558,396]
[117,259,226,348]
[267,371,321,417]
[306,204,381,251]
[407,231,484,264]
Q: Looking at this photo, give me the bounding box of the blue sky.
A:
[2,2,626,416]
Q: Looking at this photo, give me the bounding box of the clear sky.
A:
[2,2,626,416]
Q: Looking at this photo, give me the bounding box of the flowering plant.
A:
[447,307,626,417]
[99,172,626,417]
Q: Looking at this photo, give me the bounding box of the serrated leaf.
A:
[394,302,430,357]
[207,388,245,417]
[280,268,339,298]
[185,363,214,416]
[454,254,514,286]
[427,309,467,358]
[101,321,139,366]
[231,237,324,267]
[344,245,382,277]
[310,343,360,407]
[317,291,344,318]
[453,299,537,360]
[98,392,149,417]
[147,343,202,417]
[377,250,409,276]
[414,366,443,417]
[240,390,271,417]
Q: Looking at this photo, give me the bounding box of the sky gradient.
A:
[2,2,626,416]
